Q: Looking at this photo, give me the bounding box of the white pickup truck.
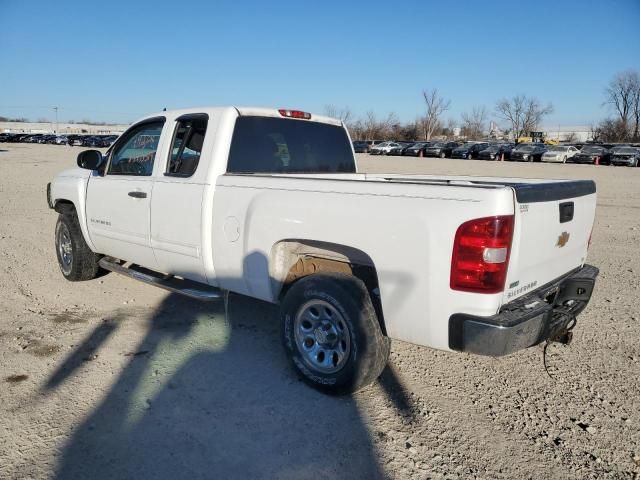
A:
[47,107,599,394]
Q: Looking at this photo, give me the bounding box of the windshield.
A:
[227,116,355,173]
[581,146,604,154]
[612,147,637,154]
[515,145,535,151]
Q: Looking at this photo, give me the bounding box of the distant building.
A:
[0,121,127,135]
[539,125,592,142]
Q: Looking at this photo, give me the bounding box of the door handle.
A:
[128,191,147,198]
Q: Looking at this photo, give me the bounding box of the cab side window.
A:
[108,121,164,176]
[167,116,208,177]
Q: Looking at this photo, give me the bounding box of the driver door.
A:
[86,119,166,269]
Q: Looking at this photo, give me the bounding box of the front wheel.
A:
[55,212,106,281]
[281,273,390,395]
[439,152,446,158]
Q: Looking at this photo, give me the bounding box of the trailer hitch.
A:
[551,329,573,345]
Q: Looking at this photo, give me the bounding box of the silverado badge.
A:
[556,231,570,247]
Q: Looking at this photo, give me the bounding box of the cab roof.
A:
[134,106,343,127]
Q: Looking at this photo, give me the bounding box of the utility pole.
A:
[53,106,58,133]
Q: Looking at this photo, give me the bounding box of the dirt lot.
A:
[0,144,638,480]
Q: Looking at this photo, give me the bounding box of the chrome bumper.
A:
[448,264,599,356]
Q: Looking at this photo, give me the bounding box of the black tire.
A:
[281,273,390,395]
[55,211,106,281]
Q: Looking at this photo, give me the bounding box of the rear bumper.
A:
[448,264,599,356]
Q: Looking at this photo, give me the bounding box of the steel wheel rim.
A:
[294,299,351,374]
[56,222,73,275]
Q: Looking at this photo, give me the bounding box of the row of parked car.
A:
[352,140,640,166]
[0,133,119,148]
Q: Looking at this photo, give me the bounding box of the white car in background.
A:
[542,145,580,163]
[370,141,401,155]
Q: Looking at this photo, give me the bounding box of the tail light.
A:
[278,109,311,120]
[450,215,514,293]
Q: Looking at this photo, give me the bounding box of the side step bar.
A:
[98,257,224,301]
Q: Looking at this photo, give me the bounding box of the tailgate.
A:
[503,180,596,303]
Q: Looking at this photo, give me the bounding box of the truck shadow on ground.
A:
[51,292,401,480]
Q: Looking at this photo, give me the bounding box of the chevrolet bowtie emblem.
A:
[556,231,570,247]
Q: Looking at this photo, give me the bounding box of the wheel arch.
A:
[270,239,387,335]
[53,199,76,215]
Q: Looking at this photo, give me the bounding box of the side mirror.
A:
[77,150,104,170]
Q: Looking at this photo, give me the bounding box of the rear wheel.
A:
[281,273,390,395]
[55,211,106,281]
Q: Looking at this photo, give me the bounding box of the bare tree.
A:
[346,118,364,140]
[380,112,399,139]
[564,131,577,143]
[630,73,640,140]
[596,118,629,142]
[358,111,399,140]
[604,70,639,137]
[589,123,602,142]
[421,89,450,140]
[495,95,553,142]
[460,106,487,140]
[363,111,379,140]
[323,104,353,124]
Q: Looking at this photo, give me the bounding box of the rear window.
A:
[227,116,355,174]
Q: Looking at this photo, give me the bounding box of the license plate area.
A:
[554,277,595,306]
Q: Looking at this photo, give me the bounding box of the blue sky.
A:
[1,0,639,126]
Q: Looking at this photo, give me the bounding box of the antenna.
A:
[53,106,58,133]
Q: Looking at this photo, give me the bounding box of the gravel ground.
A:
[0,144,638,480]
